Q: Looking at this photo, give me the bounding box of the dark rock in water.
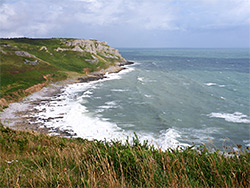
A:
[125,61,134,65]
[119,61,134,66]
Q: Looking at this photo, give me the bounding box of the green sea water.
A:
[32,48,250,149]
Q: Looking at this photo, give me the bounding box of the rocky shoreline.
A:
[78,61,133,82]
[0,61,134,137]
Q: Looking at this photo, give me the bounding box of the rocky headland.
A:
[0,38,132,110]
[0,38,133,134]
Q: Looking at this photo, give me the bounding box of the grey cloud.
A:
[0,0,249,47]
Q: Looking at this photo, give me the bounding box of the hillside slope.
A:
[0,38,127,109]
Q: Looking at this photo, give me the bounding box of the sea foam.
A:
[208,112,250,123]
[28,65,189,149]
[205,83,225,87]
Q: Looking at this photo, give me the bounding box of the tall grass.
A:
[0,124,249,187]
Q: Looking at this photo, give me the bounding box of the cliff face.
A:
[64,39,124,59]
[0,38,128,110]
[54,39,126,66]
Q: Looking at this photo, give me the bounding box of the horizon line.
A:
[1,37,249,49]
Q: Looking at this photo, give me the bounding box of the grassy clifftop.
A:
[0,38,126,109]
[0,124,249,187]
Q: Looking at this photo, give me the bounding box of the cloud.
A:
[0,1,64,37]
[74,0,124,26]
[124,1,179,30]
[181,0,250,30]
[0,0,180,38]
[0,0,249,47]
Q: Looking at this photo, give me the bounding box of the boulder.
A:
[15,51,34,57]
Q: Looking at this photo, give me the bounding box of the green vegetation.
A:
[0,124,249,187]
[0,38,124,107]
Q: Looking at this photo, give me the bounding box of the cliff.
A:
[0,38,128,110]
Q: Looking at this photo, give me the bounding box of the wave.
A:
[26,65,191,149]
[137,77,144,82]
[176,127,221,144]
[205,82,217,86]
[208,112,250,123]
[243,140,250,147]
[157,129,190,149]
[137,76,156,83]
[98,101,119,110]
[205,83,225,87]
[31,93,188,149]
[111,89,128,92]
[29,85,189,149]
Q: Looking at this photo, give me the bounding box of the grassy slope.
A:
[0,124,249,187]
[0,38,122,104]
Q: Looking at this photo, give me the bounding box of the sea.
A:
[31,48,250,150]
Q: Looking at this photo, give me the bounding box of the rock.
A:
[77,74,108,83]
[105,66,125,74]
[15,51,34,57]
[53,39,125,62]
[40,46,48,51]
[0,50,7,55]
[116,61,134,66]
[24,59,39,65]
[64,39,97,54]
[72,46,84,52]
[91,55,98,60]
[124,61,134,65]
[55,47,68,52]
[63,39,125,59]
[40,46,53,55]
[1,43,12,47]
[85,55,99,64]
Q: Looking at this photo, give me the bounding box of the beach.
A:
[0,62,133,136]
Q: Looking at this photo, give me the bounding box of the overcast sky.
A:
[0,0,249,48]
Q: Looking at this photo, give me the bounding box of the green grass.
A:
[0,124,249,187]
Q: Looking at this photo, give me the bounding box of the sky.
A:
[0,0,249,48]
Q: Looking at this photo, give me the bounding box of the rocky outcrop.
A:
[40,46,53,55]
[77,61,133,83]
[85,55,99,64]
[0,38,131,111]
[52,39,126,64]
[96,66,125,74]
[0,50,7,55]
[77,74,107,83]
[24,59,39,65]
[15,51,34,58]
[63,39,125,60]
[55,47,68,52]
[72,46,84,52]
[117,61,134,66]
[40,46,48,51]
